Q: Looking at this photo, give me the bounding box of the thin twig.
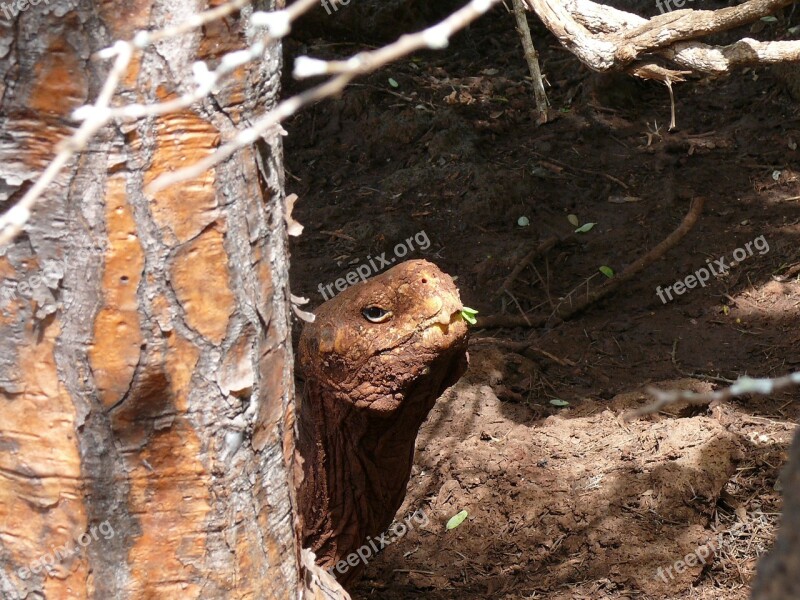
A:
[147,0,503,193]
[497,234,561,295]
[0,0,321,248]
[511,0,549,118]
[531,262,554,309]
[669,338,737,383]
[504,289,533,326]
[529,151,629,190]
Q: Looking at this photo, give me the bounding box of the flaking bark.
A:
[0,2,331,598]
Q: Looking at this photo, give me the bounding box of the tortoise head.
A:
[298,259,469,413]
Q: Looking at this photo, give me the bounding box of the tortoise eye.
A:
[361,306,392,324]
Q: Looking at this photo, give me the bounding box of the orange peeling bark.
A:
[0,320,88,597]
[170,224,234,345]
[125,422,211,598]
[120,329,207,597]
[88,175,145,409]
[144,111,221,243]
[28,36,88,116]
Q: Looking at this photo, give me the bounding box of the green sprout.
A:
[460,306,479,325]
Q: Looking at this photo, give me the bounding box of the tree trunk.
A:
[0,2,336,598]
[751,428,800,599]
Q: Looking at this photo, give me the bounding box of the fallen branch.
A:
[625,371,800,420]
[524,0,800,81]
[478,197,706,328]
[550,196,705,321]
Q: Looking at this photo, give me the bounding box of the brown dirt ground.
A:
[284,5,800,599]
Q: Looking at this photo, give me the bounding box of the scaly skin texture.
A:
[297,259,469,587]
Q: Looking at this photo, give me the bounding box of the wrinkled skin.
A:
[297,259,469,587]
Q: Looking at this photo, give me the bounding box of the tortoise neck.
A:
[296,382,430,578]
[295,343,468,585]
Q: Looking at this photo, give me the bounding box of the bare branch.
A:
[618,0,794,57]
[511,0,550,118]
[97,0,320,121]
[0,0,319,248]
[625,372,800,420]
[147,0,503,193]
[0,42,133,247]
[663,38,800,74]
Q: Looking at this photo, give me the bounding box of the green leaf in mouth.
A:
[460,306,478,325]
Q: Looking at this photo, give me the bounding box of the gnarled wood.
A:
[524,0,800,81]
